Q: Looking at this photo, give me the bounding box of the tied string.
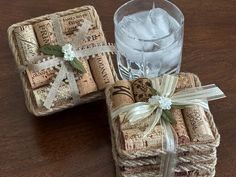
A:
[24,14,116,109]
[111,74,225,177]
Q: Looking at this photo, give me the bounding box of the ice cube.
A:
[119,12,157,51]
[116,7,181,65]
[149,8,172,38]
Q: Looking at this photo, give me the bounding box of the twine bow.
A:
[111,74,225,177]
[28,14,115,109]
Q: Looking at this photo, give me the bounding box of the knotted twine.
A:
[26,14,115,109]
[111,74,225,177]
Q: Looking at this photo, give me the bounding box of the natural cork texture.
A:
[169,73,194,145]
[60,9,95,36]
[116,78,160,151]
[26,69,55,89]
[171,108,190,145]
[23,20,57,89]
[89,55,115,90]
[117,113,151,131]
[76,59,98,96]
[179,73,214,142]
[132,78,153,102]
[117,113,163,151]
[61,9,110,92]
[14,25,39,63]
[14,24,55,89]
[61,8,114,91]
[111,80,134,109]
[33,82,72,108]
[121,125,163,151]
[62,8,116,91]
[79,30,104,47]
[33,20,57,45]
[176,73,195,91]
[183,106,214,142]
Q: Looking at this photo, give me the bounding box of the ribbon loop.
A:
[160,75,178,97]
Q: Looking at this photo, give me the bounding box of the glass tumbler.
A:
[114,0,184,80]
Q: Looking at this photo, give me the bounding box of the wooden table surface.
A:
[0,0,235,177]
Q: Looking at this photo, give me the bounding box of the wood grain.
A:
[0,0,235,176]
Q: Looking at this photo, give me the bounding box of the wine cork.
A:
[116,112,163,152]
[178,74,214,142]
[76,59,97,96]
[132,78,153,102]
[118,113,151,131]
[80,30,104,47]
[26,69,55,89]
[82,29,115,91]
[33,20,57,45]
[121,125,163,151]
[75,23,115,91]
[175,73,195,91]
[89,55,115,90]
[171,108,190,145]
[73,32,98,96]
[60,9,95,35]
[33,83,72,108]
[14,25,39,63]
[23,20,57,89]
[183,106,214,142]
[111,80,134,109]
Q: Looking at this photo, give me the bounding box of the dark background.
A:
[0,0,235,177]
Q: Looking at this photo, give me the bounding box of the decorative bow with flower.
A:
[28,14,115,109]
[111,74,225,177]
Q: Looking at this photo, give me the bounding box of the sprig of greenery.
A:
[39,44,64,57]
[70,59,86,74]
[39,44,86,74]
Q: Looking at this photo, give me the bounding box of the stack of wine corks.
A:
[106,73,219,177]
[10,6,117,115]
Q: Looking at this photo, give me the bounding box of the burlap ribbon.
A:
[26,14,115,109]
[111,74,225,177]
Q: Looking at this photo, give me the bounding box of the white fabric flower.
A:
[158,96,172,110]
[148,95,172,110]
[62,43,76,61]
